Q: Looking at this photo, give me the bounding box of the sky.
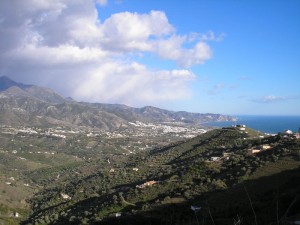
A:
[0,0,299,115]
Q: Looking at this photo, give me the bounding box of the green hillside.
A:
[14,127,300,225]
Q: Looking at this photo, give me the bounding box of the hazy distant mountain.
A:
[0,76,32,91]
[0,76,66,104]
[0,76,235,130]
[85,103,233,124]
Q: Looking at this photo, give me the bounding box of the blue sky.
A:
[1,0,299,115]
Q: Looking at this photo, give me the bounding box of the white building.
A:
[283,130,293,135]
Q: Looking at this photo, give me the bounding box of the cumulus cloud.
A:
[99,10,174,52]
[72,62,195,105]
[155,35,212,67]
[0,0,215,106]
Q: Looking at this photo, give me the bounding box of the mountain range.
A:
[0,76,235,130]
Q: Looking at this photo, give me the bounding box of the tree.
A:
[112,195,118,204]
[295,149,300,159]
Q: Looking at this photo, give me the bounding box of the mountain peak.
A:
[0,76,66,104]
[0,76,32,91]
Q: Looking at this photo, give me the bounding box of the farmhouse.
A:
[136,180,157,189]
[248,149,261,155]
[210,157,221,161]
[262,144,271,150]
[61,193,71,200]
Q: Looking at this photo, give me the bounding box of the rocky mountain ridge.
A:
[0,76,235,130]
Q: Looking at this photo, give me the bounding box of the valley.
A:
[0,0,299,223]
[0,124,299,225]
[0,121,206,224]
[0,77,299,225]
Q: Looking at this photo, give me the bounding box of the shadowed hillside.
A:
[18,128,300,225]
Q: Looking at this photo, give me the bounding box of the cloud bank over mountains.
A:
[0,0,214,106]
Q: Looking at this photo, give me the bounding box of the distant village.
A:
[230,124,300,155]
[1,124,299,158]
[0,122,208,159]
[0,120,206,140]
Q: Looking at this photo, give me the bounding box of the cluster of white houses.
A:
[248,144,272,155]
[247,129,299,155]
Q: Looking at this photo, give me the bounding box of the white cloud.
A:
[97,0,107,6]
[155,36,212,67]
[0,0,215,106]
[5,44,108,66]
[0,0,100,51]
[254,95,286,103]
[72,62,195,106]
[188,31,226,42]
[99,10,174,52]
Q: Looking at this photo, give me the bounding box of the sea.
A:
[204,115,300,134]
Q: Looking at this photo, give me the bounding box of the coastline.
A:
[204,115,300,134]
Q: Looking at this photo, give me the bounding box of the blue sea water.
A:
[204,115,300,134]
